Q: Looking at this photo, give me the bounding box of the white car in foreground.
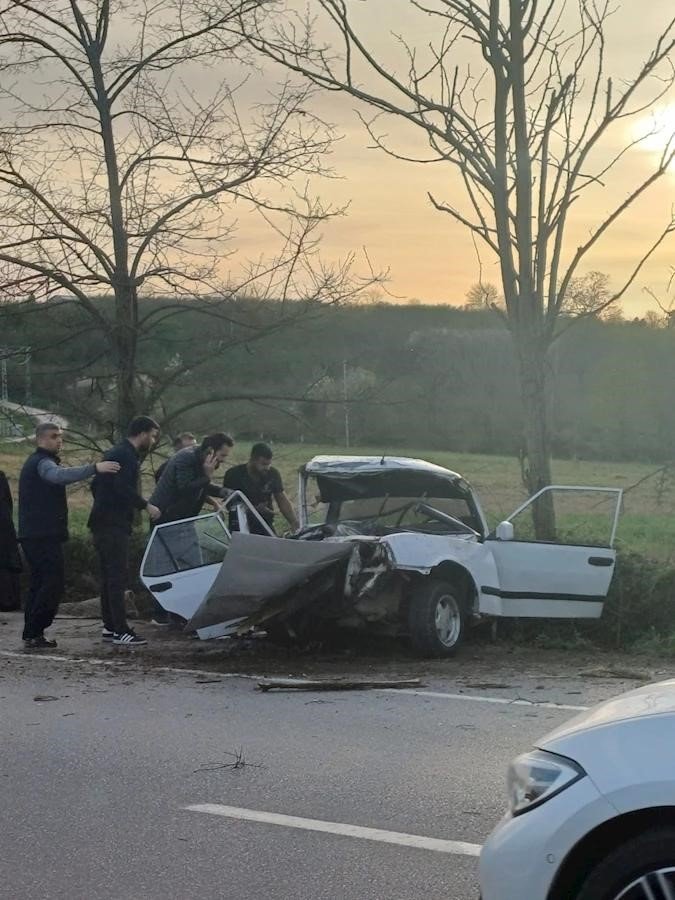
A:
[480,680,675,899]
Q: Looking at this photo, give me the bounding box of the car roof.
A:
[301,455,463,482]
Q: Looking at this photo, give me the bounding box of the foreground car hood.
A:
[538,681,675,811]
[540,679,675,747]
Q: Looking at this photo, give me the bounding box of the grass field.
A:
[2,438,674,561]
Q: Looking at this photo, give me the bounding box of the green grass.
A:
[3,438,673,560]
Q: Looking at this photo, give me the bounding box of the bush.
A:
[601,551,675,649]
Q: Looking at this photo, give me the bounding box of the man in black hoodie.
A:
[88,416,160,647]
[18,423,120,649]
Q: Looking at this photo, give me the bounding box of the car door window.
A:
[507,487,622,548]
[143,514,230,578]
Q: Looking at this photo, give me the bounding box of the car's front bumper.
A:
[479,775,617,900]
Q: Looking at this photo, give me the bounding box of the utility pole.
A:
[342,359,350,448]
[23,346,32,407]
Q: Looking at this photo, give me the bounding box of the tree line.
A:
[3,295,675,465]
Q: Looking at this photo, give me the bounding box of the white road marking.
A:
[0,650,589,709]
[383,688,589,711]
[185,803,482,857]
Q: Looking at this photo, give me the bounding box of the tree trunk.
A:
[514,332,556,540]
[90,41,137,438]
[113,284,137,436]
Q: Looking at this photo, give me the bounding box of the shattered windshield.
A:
[305,475,478,534]
[338,496,476,532]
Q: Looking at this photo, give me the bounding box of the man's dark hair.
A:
[35,422,61,438]
[128,416,160,437]
[172,436,185,450]
[201,432,234,453]
[250,441,273,460]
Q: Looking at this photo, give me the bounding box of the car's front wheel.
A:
[407,579,465,657]
[576,827,675,899]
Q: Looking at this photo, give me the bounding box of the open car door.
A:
[482,486,622,619]
[139,493,275,634]
[140,513,230,622]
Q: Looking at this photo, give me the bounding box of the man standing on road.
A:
[88,416,160,647]
[223,442,299,535]
[18,423,121,649]
[153,432,197,484]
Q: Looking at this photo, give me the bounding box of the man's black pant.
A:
[21,538,64,641]
[92,527,130,635]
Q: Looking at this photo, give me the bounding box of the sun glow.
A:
[632,104,675,156]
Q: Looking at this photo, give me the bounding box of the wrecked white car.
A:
[140,455,622,657]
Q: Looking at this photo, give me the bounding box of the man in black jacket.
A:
[18,423,121,649]
[150,432,233,524]
[153,432,197,485]
[88,416,160,647]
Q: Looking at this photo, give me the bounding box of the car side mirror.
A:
[495,521,514,541]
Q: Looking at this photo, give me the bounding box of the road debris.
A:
[193,748,263,773]
[257,677,424,692]
[578,666,651,681]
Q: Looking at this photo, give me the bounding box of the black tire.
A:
[407,579,465,658]
[575,827,675,900]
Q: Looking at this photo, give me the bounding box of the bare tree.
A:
[465,281,503,310]
[0,0,375,436]
[245,0,675,536]
[562,271,619,320]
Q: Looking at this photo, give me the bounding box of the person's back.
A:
[89,439,144,533]
[151,447,199,522]
[19,447,68,543]
[0,471,21,611]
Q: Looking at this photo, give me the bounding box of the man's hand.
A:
[205,497,225,512]
[202,450,217,477]
[146,503,161,522]
[95,461,121,475]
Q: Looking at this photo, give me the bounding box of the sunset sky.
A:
[241,1,675,315]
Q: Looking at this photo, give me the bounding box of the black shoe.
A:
[113,630,147,646]
[102,628,114,642]
[151,612,171,626]
[24,636,58,650]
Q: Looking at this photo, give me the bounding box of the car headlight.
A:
[507,750,585,816]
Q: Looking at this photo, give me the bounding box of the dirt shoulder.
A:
[1,612,672,707]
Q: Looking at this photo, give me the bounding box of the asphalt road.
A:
[0,648,622,900]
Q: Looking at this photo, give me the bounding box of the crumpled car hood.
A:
[187,532,353,631]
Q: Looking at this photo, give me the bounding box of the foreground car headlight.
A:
[507,750,585,816]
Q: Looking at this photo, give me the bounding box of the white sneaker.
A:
[113,630,147,646]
